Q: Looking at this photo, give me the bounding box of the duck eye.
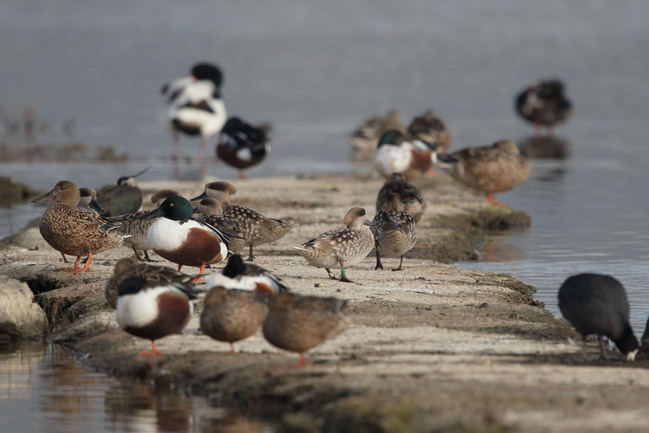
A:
[170,203,175,207]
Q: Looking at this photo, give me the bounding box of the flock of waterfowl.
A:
[26,65,642,365]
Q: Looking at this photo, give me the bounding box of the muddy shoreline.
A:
[2,173,649,433]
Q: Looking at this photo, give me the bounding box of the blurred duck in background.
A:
[407,109,452,155]
[374,129,437,181]
[216,116,272,179]
[436,139,530,207]
[515,78,573,137]
[161,62,227,174]
[349,109,405,157]
[96,167,149,217]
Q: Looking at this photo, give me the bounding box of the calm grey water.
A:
[1,1,649,430]
[0,343,273,432]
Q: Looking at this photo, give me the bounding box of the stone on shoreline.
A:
[0,278,48,339]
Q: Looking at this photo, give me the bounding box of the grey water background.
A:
[1,1,649,431]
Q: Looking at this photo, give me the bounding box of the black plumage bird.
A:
[558,273,638,361]
[515,79,573,136]
[216,116,272,179]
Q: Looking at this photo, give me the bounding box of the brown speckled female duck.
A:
[200,273,269,353]
[191,181,293,261]
[105,257,197,309]
[296,207,374,283]
[436,140,530,206]
[31,180,127,273]
[192,197,244,252]
[407,109,453,154]
[376,173,427,223]
[255,289,348,366]
[371,193,416,271]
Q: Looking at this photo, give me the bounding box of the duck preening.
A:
[515,78,573,136]
[371,193,416,271]
[216,117,272,179]
[162,62,227,171]
[558,273,638,362]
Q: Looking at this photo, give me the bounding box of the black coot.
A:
[558,273,638,361]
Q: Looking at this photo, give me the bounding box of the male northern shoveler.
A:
[200,272,269,353]
[254,289,348,366]
[376,173,427,224]
[105,257,197,309]
[138,195,230,279]
[162,62,227,166]
[106,189,180,262]
[192,182,293,261]
[349,109,405,156]
[374,129,437,181]
[558,273,638,362]
[436,139,530,206]
[216,117,272,179]
[215,253,290,294]
[371,193,416,271]
[96,167,149,217]
[515,79,573,136]
[296,207,374,283]
[192,197,243,250]
[407,109,453,154]
[116,275,196,356]
[31,180,127,274]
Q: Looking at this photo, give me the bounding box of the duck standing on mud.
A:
[256,289,349,366]
[31,180,128,274]
[191,181,293,261]
[376,173,427,224]
[138,195,230,280]
[436,139,530,206]
[371,193,416,271]
[296,207,374,283]
[116,275,196,356]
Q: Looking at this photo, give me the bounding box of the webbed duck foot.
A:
[140,341,162,356]
[290,353,308,367]
[486,194,506,207]
[339,270,353,283]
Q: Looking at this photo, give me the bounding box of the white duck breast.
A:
[147,218,210,251]
[116,286,174,329]
[374,143,413,175]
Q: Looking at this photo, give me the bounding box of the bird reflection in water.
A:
[518,135,571,160]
